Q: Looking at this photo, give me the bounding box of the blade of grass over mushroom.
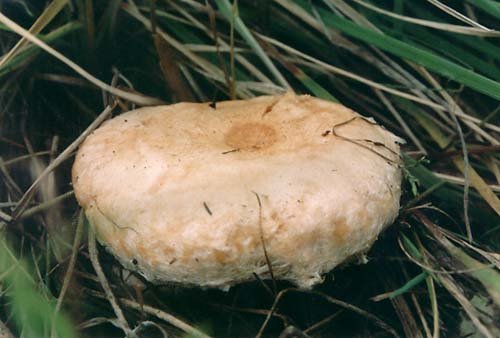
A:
[0,0,69,68]
[0,12,163,105]
[214,0,291,89]
[276,0,500,101]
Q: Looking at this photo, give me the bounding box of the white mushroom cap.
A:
[72,93,402,289]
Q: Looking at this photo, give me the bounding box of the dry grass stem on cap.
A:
[10,104,115,222]
[253,191,277,294]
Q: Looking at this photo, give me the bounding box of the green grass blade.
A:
[287,0,500,101]
[393,26,500,80]
[296,71,338,102]
[215,0,290,89]
[0,240,77,338]
[0,0,69,68]
[408,5,500,64]
[465,0,500,20]
[401,234,422,259]
[0,22,82,78]
[389,272,428,299]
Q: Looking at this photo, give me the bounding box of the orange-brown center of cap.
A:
[224,122,277,151]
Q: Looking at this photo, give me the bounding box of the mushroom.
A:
[72,93,402,289]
